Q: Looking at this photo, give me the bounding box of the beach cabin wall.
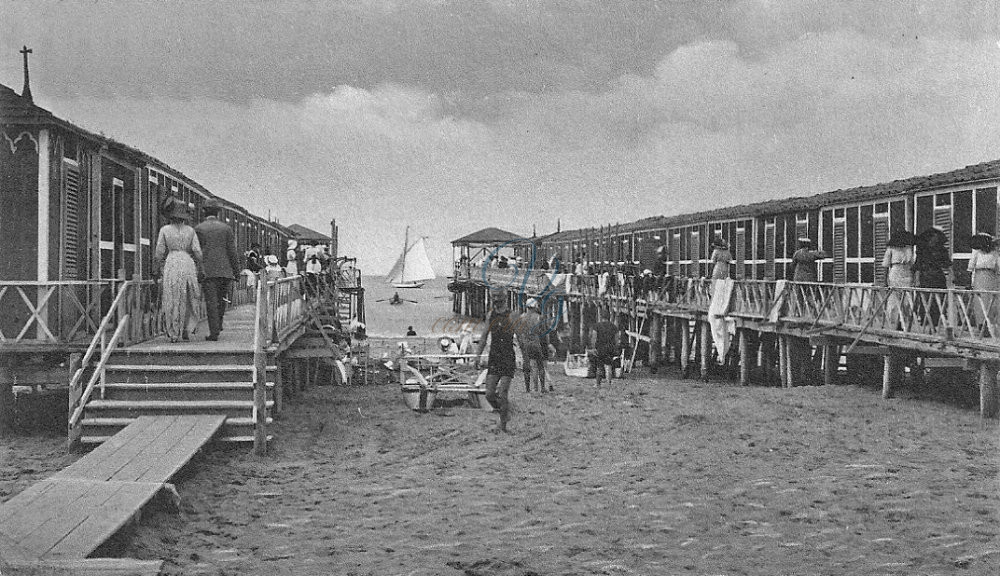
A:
[914,183,999,286]
[819,198,907,284]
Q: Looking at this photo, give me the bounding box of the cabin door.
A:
[99,177,127,280]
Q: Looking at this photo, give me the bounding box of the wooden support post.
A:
[648,314,661,373]
[569,302,582,352]
[1,364,15,434]
[882,350,904,399]
[738,329,749,386]
[272,358,283,416]
[699,320,711,381]
[778,335,789,388]
[253,348,268,457]
[680,319,690,376]
[979,362,999,419]
[822,345,836,386]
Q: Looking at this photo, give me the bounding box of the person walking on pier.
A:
[791,238,826,282]
[881,229,916,328]
[913,227,951,327]
[475,290,517,433]
[590,313,619,388]
[195,198,240,342]
[154,200,203,343]
[968,232,999,332]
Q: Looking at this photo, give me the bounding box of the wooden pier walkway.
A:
[0,415,224,575]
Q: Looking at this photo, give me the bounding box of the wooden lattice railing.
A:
[0,280,114,345]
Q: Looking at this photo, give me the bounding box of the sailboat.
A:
[386,227,436,289]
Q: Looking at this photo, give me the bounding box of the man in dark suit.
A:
[195,198,240,341]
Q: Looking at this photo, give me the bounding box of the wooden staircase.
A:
[76,348,278,445]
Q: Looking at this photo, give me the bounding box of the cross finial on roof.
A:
[20,45,33,101]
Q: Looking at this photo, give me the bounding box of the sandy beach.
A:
[4,364,996,575]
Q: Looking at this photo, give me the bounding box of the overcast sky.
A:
[3,0,999,274]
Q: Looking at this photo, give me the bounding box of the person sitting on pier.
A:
[406,326,417,336]
[791,238,827,282]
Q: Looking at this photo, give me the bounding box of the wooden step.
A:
[109,349,257,365]
[101,364,272,384]
[84,399,272,419]
[80,416,274,443]
[97,381,274,401]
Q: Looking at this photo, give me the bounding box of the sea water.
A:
[363,275,479,338]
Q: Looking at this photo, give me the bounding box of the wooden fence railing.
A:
[0,280,114,346]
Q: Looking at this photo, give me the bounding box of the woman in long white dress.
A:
[155,201,203,342]
[881,229,916,328]
[968,232,1000,333]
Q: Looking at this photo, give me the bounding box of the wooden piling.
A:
[778,335,789,388]
[738,329,749,386]
[882,350,904,399]
[979,362,999,418]
[699,319,711,381]
[680,319,690,375]
[822,344,836,386]
[648,314,661,372]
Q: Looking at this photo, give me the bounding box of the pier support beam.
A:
[979,362,999,418]
[882,350,905,399]
[569,302,582,353]
[738,329,749,386]
[778,335,790,388]
[680,319,690,376]
[699,320,711,381]
[648,314,661,373]
[822,344,837,386]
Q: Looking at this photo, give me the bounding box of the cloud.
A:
[21,0,1000,275]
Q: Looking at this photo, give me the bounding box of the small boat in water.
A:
[386,226,436,289]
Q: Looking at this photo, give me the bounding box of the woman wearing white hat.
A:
[285,239,299,276]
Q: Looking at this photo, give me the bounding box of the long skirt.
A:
[162,250,202,340]
[971,269,999,333]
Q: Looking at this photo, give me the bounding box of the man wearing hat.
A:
[195,198,240,341]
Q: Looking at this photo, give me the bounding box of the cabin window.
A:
[976,187,997,236]
[846,206,859,260]
[860,204,874,258]
[953,190,973,253]
[915,195,934,234]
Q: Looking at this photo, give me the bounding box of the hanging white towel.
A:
[709,279,735,359]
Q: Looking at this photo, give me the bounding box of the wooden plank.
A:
[134,416,224,483]
[105,417,201,483]
[44,481,162,559]
[5,558,164,576]
[0,478,62,524]
[54,416,178,481]
[69,417,182,482]
[16,480,132,558]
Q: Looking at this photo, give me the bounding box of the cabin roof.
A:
[452,227,529,247]
[287,223,332,242]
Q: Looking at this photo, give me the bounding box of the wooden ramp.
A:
[0,415,224,574]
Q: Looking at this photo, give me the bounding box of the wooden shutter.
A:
[735,226,746,279]
[62,159,81,279]
[764,221,775,280]
[873,213,889,286]
[833,216,847,283]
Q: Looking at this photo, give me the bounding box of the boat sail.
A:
[386,227,436,289]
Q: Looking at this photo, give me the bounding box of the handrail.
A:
[252,271,268,455]
[67,281,133,395]
[68,312,130,429]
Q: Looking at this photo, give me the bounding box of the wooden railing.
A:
[263,275,305,344]
[0,280,114,346]
[67,281,134,447]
